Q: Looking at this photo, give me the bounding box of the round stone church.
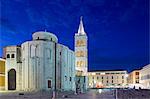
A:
[3,17,88,93]
[4,31,75,92]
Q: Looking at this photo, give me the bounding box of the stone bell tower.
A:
[75,16,88,92]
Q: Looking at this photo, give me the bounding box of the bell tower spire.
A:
[78,16,86,35]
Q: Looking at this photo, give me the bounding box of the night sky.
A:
[0,0,149,72]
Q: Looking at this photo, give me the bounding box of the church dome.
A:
[32,31,58,43]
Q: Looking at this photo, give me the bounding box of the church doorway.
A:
[8,69,16,90]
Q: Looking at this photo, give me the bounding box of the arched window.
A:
[76,40,80,47]
[80,61,84,66]
[7,54,10,58]
[79,40,81,46]
[77,61,80,66]
[80,51,82,57]
[83,40,86,46]
[76,51,80,57]
[11,54,15,58]
[80,51,84,57]
[80,40,84,46]
[82,61,85,67]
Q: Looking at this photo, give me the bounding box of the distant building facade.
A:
[127,70,140,84]
[4,31,75,92]
[75,17,88,93]
[0,58,5,90]
[127,70,143,89]
[140,64,150,89]
[88,70,128,88]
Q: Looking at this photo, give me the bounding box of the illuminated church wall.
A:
[56,44,75,91]
[21,40,55,91]
[4,31,75,92]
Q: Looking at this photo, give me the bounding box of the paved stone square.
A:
[0,89,150,99]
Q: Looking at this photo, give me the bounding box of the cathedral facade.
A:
[4,31,75,92]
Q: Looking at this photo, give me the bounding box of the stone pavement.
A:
[0,89,150,99]
[0,90,115,99]
[66,90,115,99]
[117,89,150,99]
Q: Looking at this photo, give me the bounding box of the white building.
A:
[75,17,88,92]
[4,31,75,92]
[127,70,144,89]
[140,64,150,89]
[4,46,22,91]
[88,70,128,88]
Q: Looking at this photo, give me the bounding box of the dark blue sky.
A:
[0,0,149,72]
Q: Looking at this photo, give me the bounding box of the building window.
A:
[76,51,85,57]
[80,40,83,46]
[97,76,99,80]
[70,77,72,81]
[48,80,51,88]
[7,54,10,58]
[60,52,61,55]
[76,40,86,47]
[112,80,113,83]
[107,80,108,83]
[76,40,80,46]
[92,76,94,79]
[112,76,113,79]
[122,76,124,79]
[136,80,139,83]
[80,61,84,67]
[11,54,15,58]
[102,76,103,79]
[80,51,84,57]
[136,72,139,75]
[122,80,124,83]
[84,77,86,83]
